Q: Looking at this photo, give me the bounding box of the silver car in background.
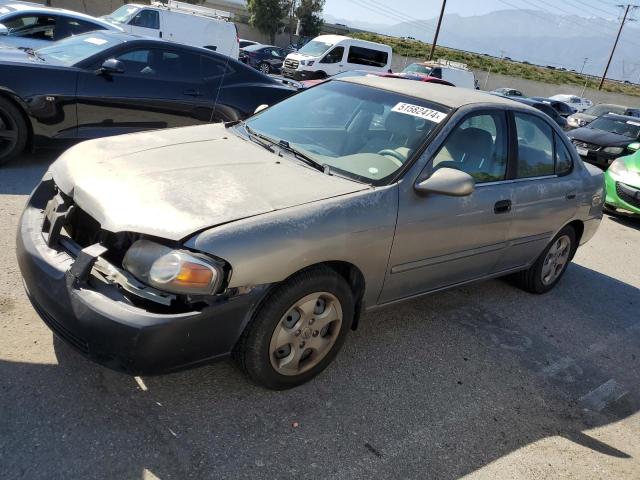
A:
[17,77,604,389]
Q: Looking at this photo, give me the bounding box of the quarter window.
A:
[432,112,508,183]
[320,46,344,64]
[347,46,388,67]
[554,134,573,175]
[514,112,554,178]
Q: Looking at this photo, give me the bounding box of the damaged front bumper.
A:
[16,178,268,375]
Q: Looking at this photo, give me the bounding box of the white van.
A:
[282,35,392,80]
[103,1,239,59]
[401,59,477,89]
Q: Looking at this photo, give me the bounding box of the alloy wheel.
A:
[0,108,18,158]
[541,235,571,285]
[269,292,343,376]
[260,63,270,74]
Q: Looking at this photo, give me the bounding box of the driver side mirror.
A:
[628,142,640,152]
[414,167,475,197]
[97,58,125,75]
[0,24,8,36]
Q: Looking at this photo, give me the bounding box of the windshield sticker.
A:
[626,120,640,126]
[392,102,447,123]
[84,37,108,46]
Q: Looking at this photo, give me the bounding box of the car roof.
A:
[0,3,117,28]
[338,75,535,110]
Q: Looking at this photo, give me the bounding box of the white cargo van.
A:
[401,59,477,89]
[282,35,392,80]
[103,1,239,59]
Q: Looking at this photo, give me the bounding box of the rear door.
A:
[495,112,578,271]
[76,45,214,138]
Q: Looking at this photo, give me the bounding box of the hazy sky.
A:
[323,0,626,24]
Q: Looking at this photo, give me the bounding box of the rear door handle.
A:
[494,199,512,214]
[183,89,203,97]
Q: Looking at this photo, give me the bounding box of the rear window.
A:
[584,104,625,116]
[402,63,432,75]
[347,46,388,68]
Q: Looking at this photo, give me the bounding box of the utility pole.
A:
[599,4,636,90]
[580,57,589,74]
[428,0,447,61]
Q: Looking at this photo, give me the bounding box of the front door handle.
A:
[183,89,203,97]
[566,192,577,200]
[494,199,512,214]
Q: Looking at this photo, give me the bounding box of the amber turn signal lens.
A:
[175,262,214,286]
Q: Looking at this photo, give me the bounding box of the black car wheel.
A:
[259,62,270,74]
[234,266,354,390]
[510,226,577,294]
[0,97,28,166]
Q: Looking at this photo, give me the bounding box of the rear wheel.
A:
[234,267,353,389]
[0,97,28,166]
[511,226,576,294]
[258,62,270,74]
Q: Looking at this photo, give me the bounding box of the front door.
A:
[126,8,162,39]
[380,111,514,303]
[76,46,214,138]
[318,46,344,76]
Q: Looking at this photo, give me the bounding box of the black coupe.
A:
[0,31,295,164]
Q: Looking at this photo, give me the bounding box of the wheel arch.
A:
[272,261,367,331]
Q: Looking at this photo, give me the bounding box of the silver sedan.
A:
[17,76,605,389]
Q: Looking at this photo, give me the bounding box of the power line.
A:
[599,4,637,89]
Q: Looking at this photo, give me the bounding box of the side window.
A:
[57,17,104,39]
[432,112,508,183]
[3,14,56,40]
[347,46,388,67]
[129,9,160,29]
[514,112,554,178]
[430,67,442,79]
[115,49,154,75]
[554,134,573,175]
[320,46,344,64]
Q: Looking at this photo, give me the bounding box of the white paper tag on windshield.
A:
[392,102,447,123]
[85,37,108,46]
[626,120,640,126]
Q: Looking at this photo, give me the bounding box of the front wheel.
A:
[511,226,576,294]
[258,62,270,74]
[234,267,354,389]
[0,97,28,166]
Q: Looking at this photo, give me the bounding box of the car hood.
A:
[51,124,368,241]
[568,127,634,147]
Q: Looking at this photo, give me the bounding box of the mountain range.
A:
[324,9,640,81]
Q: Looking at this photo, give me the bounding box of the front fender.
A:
[185,185,399,307]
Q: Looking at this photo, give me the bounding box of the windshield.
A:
[298,40,333,57]
[36,33,120,66]
[589,117,640,138]
[402,64,432,75]
[584,104,625,116]
[104,5,140,24]
[244,81,450,183]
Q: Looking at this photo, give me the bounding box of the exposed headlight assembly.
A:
[603,146,624,155]
[608,159,628,176]
[123,240,225,295]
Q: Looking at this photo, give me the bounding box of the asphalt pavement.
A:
[1,149,639,480]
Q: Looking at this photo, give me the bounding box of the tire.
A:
[258,62,270,74]
[511,226,577,294]
[314,71,327,80]
[0,97,28,166]
[234,266,354,390]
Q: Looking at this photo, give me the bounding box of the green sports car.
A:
[605,142,640,216]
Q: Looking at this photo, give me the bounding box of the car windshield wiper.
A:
[275,139,326,173]
[243,124,276,153]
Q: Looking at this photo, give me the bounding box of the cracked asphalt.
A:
[1,150,639,479]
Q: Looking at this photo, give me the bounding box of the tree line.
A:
[247,0,325,44]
